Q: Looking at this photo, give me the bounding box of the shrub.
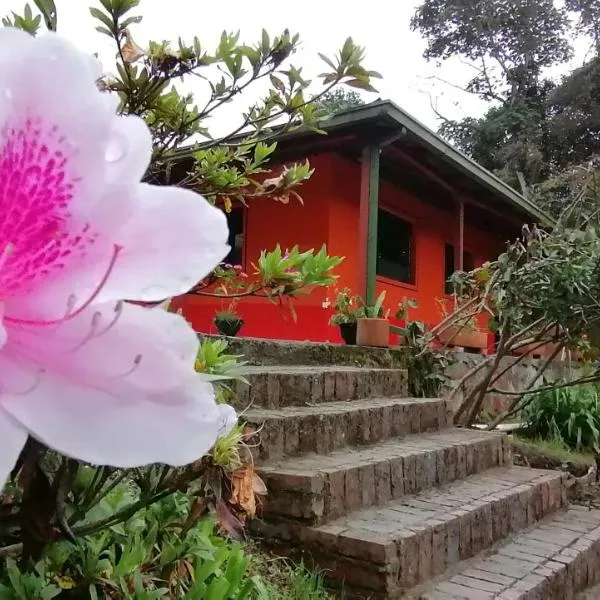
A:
[0,486,330,598]
[522,383,600,452]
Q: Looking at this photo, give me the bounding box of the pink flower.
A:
[239,272,249,279]
[0,29,236,487]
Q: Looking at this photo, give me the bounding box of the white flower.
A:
[0,29,235,487]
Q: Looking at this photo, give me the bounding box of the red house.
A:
[173,100,551,345]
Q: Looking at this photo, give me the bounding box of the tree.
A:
[412,0,600,212]
[412,0,571,189]
[312,88,366,116]
[566,0,600,54]
[411,0,571,104]
[435,168,600,428]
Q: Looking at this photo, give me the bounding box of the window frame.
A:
[223,205,247,269]
[375,206,417,288]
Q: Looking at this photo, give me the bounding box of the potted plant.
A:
[356,291,389,347]
[434,298,488,351]
[214,302,244,337]
[212,265,248,337]
[328,288,364,345]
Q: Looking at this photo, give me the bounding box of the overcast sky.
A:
[3,0,592,136]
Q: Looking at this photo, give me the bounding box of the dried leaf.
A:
[120,29,145,63]
[216,500,244,539]
[229,464,256,517]
[252,473,268,496]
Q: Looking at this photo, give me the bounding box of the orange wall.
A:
[176,152,512,343]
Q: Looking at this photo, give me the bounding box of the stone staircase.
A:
[226,338,600,599]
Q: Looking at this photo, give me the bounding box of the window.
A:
[224,208,244,266]
[376,209,414,284]
[444,243,474,294]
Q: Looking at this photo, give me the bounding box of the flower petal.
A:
[97,184,229,302]
[104,116,152,185]
[0,27,35,67]
[6,301,200,396]
[0,408,27,489]
[2,374,236,468]
[1,31,112,211]
[11,183,229,318]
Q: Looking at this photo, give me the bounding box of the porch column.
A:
[454,197,465,272]
[359,146,380,306]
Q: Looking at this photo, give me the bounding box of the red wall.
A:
[175,153,511,343]
[173,155,338,342]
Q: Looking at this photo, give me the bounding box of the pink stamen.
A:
[0,244,14,271]
[5,244,123,327]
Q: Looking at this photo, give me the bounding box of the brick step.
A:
[245,397,452,460]
[254,467,566,599]
[232,365,407,409]
[418,504,600,600]
[259,429,510,524]
[204,334,405,368]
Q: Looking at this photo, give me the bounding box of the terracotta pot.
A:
[438,327,488,350]
[356,317,389,347]
[339,322,357,345]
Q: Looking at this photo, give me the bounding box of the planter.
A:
[214,317,244,337]
[339,322,357,345]
[512,342,580,361]
[356,317,389,348]
[438,327,488,351]
[512,342,557,359]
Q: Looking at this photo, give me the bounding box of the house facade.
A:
[172,101,551,346]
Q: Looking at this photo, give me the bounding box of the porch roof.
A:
[266,99,553,226]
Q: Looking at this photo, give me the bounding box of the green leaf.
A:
[95,25,113,37]
[89,7,115,32]
[345,78,378,92]
[261,28,270,52]
[32,0,56,30]
[318,52,337,71]
[121,15,143,28]
[205,577,229,600]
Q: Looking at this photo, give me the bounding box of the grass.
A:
[247,543,333,599]
[512,434,596,473]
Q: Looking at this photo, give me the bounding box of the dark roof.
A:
[266,100,553,225]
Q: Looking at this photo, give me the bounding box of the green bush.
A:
[522,383,600,452]
[0,481,332,599]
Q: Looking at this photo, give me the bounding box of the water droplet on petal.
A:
[4,88,13,100]
[105,133,128,163]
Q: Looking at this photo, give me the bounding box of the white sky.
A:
[2,0,593,136]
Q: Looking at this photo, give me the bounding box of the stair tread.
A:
[419,504,600,599]
[241,365,404,374]
[259,428,504,473]
[308,466,561,544]
[245,396,443,419]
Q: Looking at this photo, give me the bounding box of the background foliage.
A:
[411,0,600,216]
